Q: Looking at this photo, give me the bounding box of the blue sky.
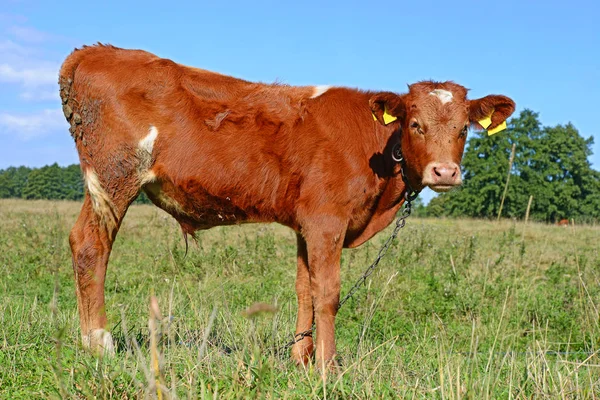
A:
[1,0,598,203]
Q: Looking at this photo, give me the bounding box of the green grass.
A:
[1,199,599,399]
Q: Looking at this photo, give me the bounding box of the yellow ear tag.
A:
[487,120,507,136]
[478,114,507,136]
[372,108,398,125]
[383,109,397,125]
[478,115,492,129]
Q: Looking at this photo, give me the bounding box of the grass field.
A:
[0,199,599,399]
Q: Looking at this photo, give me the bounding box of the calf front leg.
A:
[303,218,345,369]
[291,234,314,365]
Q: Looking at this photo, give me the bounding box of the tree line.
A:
[0,109,598,222]
[0,164,150,204]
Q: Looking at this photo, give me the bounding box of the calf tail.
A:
[59,44,113,140]
[59,47,88,139]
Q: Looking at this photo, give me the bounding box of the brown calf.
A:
[60,44,515,367]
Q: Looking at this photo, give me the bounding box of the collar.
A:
[391,142,420,201]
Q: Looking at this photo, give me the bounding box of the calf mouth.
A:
[428,183,461,193]
[420,162,463,193]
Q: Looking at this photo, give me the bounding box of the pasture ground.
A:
[0,199,599,399]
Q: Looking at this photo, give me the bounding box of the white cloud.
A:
[0,62,58,87]
[0,108,68,140]
[6,25,55,43]
[0,38,33,57]
[0,23,63,102]
[19,89,59,101]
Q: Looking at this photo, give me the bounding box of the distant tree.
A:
[578,170,600,221]
[134,191,152,204]
[22,163,64,199]
[0,162,154,203]
[533,123,596,221]
[63,164,84,200]
[409,196,427,217]
[0,166,32,198]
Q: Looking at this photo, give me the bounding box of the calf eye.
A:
[410,120,424,134]
[459,125,468,138]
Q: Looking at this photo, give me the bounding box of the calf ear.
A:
[369,92,406,125]
[469,95,516,131]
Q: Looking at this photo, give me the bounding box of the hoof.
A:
[315,357,341,377]
[83,329,115,357]
[315,357,340,369]
[291,337,314,367]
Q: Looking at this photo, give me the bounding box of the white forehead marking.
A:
[310,85,331,98]
[139,125,158,154]
[429,89,453,104]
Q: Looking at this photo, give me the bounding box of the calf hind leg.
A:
[69,177,136,355]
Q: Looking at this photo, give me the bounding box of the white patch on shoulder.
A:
[83,329,115,356]
[429,89,453,104]
[139,125,159,154]
[138,126,158,184]
[311,85,331,98]
[85,169,117,229]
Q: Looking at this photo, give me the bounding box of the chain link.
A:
[281,189,417,351]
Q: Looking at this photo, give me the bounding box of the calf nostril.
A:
[433,167,441,177]
[451,169,456,177]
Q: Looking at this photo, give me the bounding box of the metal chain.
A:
[282,188,418,350]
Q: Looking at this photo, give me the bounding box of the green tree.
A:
[0,166,32,198]
[22,163,67,200]
[409,196,427,217]
[0,163,155,203]
[19,163,86,200]
[534,123,595,221]
[62,164,84,200]
[578,170,600,221]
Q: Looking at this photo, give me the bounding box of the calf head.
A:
[370,81,515,192]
